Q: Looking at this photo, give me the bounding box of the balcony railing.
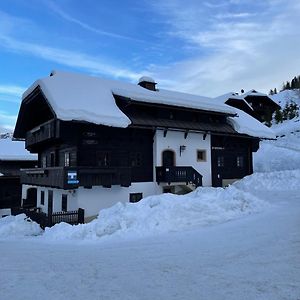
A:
[25,119,58,148]
[20,166,131,189]
[156,166,202,187]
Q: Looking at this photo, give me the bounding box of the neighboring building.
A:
[215,90,281,124]
[13,70,274,221]
[0,138,37,216]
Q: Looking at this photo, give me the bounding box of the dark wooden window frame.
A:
[197,149,207,162]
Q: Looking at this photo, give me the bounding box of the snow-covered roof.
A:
[0,139,37,161]
[228,108,276,139]
[22,70,236,128]
[214,92,254,111]
[242,89,269,97]
[138,76,156,84]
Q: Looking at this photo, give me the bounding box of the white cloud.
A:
[0,10,144,82]
[0,85,25,97]
[46,1,143,43]
[147,0,300,96]
[0,34,143,81]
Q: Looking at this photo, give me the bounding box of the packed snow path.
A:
[0,188,299,300]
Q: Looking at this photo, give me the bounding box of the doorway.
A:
[162,150,175,167]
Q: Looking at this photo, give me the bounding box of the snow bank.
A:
[43,185,267,241]
[271,89,300,107]
[254,142,300,172]
[254,118,300,172]
[0,214,43,239]
[234,169,300,192]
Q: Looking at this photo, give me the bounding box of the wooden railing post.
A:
[78,208,85,224]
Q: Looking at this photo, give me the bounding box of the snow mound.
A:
[0,214,43,239]
[44,185,267,241]
[234,169,300,192]
[254,118,300,172]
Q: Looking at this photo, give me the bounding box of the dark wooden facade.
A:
[211,135,259,187]
[244,95,280,124]
[0,177,21,209]
[0,159,37,210]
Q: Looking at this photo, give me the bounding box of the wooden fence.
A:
[11,207,84,229]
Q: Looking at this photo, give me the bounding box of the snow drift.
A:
[0,214,42,238]
[43,184,267,241]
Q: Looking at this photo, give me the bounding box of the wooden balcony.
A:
[156,166,202,187]
[25,119,58,149]
[20,166,131,189]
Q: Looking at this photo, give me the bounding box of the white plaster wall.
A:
[21,182,160,217]
[154,129,212,186]
[22,184,78,214]
[76,182,161,218]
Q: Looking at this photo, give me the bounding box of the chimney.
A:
[138,76,157,91]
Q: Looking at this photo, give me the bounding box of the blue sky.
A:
[1,0,300,131]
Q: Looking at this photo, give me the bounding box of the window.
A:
[82,139,98,145]
[131,152,142,167]
[42,155,47,168]
[50,152,55,167]
[64,152,70,167]
[237,156,244,168]
[217,156,224,167]
[41,191,45,205]
[61,194,68,212]
[129,193,143,203]
[96,151,111,167]
[197,150,206,162]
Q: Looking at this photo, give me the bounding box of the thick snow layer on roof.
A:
[228,108,276,139]
[138,76,155,83]
[23,70,235,128]
[0,139,37,161]
[214,92,254,111]
[243,89,268,97]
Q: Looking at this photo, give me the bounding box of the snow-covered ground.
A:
[0,116,300,299]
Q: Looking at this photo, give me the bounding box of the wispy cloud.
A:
[147,0,300,96]
[46,1,144,43]
[0,10,145,82]
[0,85,25,97]
[0,34,143,81]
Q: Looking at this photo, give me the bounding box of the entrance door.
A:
[24,188,37,208]
[48,190,53,216]
[162,150,175,167]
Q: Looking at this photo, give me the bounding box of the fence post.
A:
[78,208,85,224]
[47,211,53,227]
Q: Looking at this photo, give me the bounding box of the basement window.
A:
[197,150,207,162]
[129,193,143,203]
